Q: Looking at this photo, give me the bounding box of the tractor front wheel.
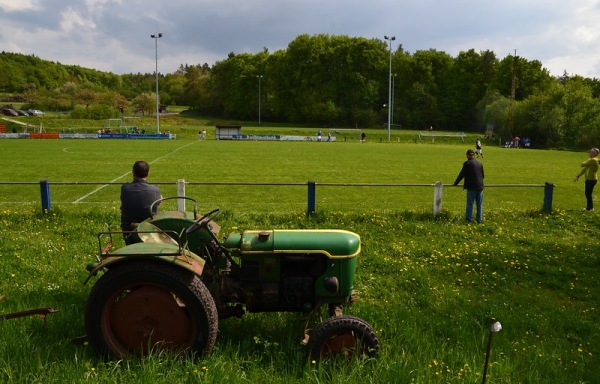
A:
[307,315,379,361]
[84,260,218,359]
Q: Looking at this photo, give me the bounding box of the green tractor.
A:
[84,197,379,361]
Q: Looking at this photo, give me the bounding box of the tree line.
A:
[2,34,600,148]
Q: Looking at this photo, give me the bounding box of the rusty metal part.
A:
[0,307,60,321]
[319,332,358,357]
[105,286,194,354]
[102,240,113,255]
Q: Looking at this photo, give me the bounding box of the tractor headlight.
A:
[323,277,339,293]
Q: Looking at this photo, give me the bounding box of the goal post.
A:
[418,131,466,143]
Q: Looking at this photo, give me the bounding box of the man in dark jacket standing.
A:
[453,149,485,223]
[120,160,162,244]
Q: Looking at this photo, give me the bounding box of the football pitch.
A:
[0,138,588,215]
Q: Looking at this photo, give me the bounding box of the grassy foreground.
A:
[0,206,598,383]
[0,134,599,382]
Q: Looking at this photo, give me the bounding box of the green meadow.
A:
[0,135,586,213]
[0,132,598,383]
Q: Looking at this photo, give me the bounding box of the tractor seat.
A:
[136,221,179,246]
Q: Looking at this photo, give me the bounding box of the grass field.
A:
[0,132,599,383]
[0,136,589,214]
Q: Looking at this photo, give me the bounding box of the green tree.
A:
[402,49,452,129]
[181,65,215,114]
[441,49,497,131]
[476,89,507,134]
[270,34,387,125]
[131,92,155,116]
[554,77,600,147]
[491,54,553,100]
[62,81,78,109]
[77,89,98,109]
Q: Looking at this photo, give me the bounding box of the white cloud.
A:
[60,7,96,32]
[1,0,600,77]
[0,0,36,12]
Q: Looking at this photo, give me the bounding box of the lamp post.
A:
[384,35,395,141]
[391,73,397,126]
[257,75,263,125]
[151,33,162,134]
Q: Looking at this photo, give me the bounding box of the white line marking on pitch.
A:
[73,141,198,203]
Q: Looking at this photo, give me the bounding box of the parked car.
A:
[27,109,45,116]
[16,110,29,116]
[1,108,19,117]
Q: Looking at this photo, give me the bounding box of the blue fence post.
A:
[544,182,554,213]
[40,179,51,214]
[307,180,316,215]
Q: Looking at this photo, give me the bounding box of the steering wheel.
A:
[186,208,221,235]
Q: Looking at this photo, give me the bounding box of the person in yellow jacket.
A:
[574,147,599,211]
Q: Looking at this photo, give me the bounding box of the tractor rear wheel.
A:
[85,260,218,359]
[307,315,379,361]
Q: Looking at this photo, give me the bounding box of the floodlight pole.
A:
[151,33,163,134]
[385,35,395,141]
[391,73,397,125]
[257,75,263,125]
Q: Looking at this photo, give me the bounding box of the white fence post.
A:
[177,179,186,211]
[433,181,443,216]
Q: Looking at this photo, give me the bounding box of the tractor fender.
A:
[85,243,205,284]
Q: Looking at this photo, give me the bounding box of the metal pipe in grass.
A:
[482,318,502,384]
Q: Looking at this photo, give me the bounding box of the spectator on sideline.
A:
[574,147,599,212]
[120,160,162,244]
[453,149,485,223]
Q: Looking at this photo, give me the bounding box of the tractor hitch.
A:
[0,307,60,324]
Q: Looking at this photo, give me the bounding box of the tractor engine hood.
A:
[222,229,360,259]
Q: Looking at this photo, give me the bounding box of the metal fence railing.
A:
[0,180,555,216]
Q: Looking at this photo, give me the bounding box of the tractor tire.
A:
[307,315,380,361]
[84,260,218,359]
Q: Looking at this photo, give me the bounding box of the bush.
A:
[70,105,114,120]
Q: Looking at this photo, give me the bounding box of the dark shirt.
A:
[120,178,162,231]
[453,158,484,190]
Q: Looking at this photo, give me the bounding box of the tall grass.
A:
[0,136,598,383]
[0,207,598,383]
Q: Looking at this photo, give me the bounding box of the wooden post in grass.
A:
[177,179,186,211]
[433,181,443,216]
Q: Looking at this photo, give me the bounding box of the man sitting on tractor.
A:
[120,160,162,244]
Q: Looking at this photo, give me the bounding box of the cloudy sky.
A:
[1,0,600,78]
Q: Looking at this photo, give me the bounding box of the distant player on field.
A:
[475,138,484,158]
